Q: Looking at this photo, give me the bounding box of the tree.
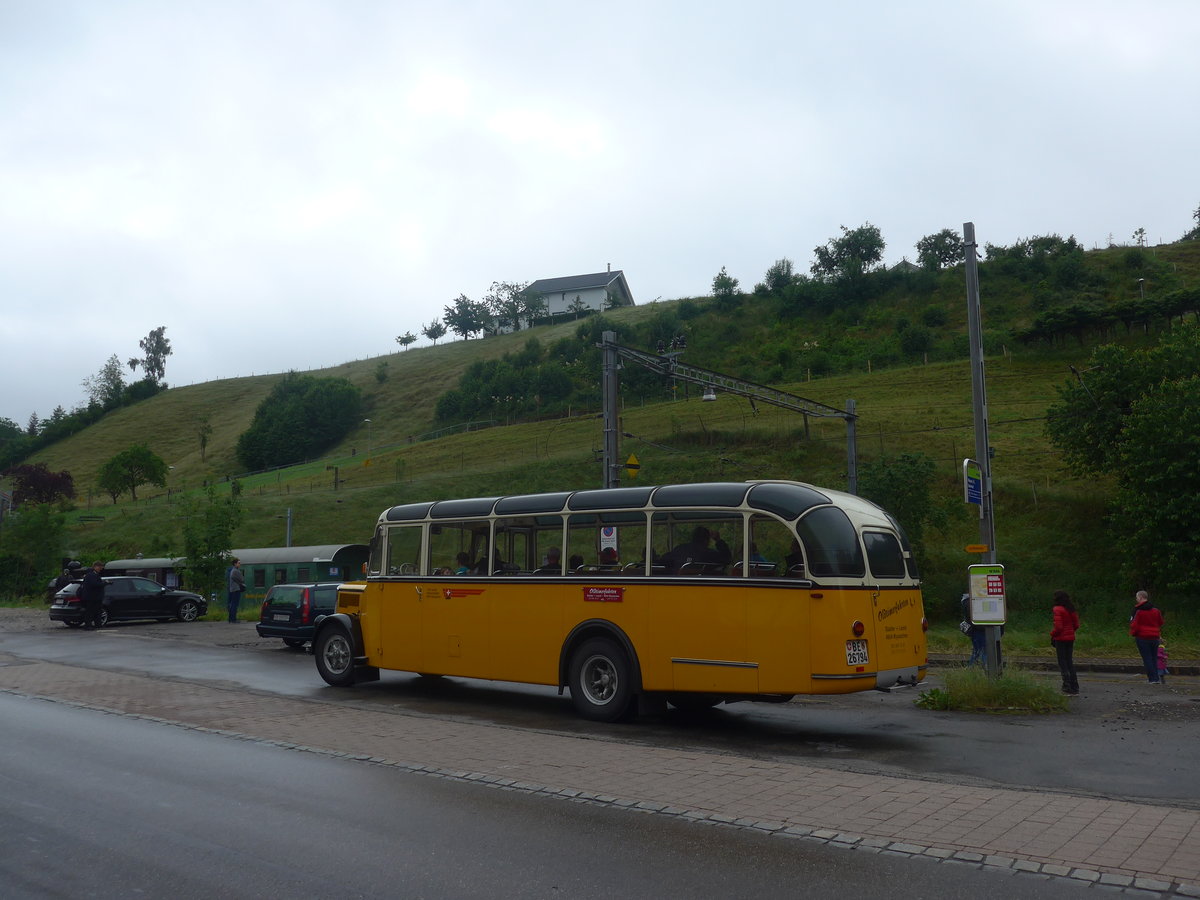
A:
[484,281,537,332]
[180,485,243,601]
[1046,323,1200,589]
[811,223,886,281]
[421,320,447,345]
[915,228,964,270]
[96,444,168,502]
[1132,227,1147,248]
[1182,203,1200,241]
[136,326,172,384]
[0,503,68,596]
[396,331,418,351]
[3,463,75,505]
[856,452,947,554]
[197,416,213,462]
[760,258,796,295]
[567,296,589,319]
[235,373,363,470]
[26,412,39,436]
[442,294,489,340]
[82,355,126,408]
[521,288,547,324]
[711,266,741,310]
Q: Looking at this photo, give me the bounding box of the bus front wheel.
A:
[315,628,356,687]
[568,638,633,722]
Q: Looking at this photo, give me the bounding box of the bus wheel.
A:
[569,638,633,722]
[315,628,356,687]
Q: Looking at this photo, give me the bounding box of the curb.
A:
[929,654,1200,677]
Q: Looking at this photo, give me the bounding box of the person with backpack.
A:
[1129,590,1165,684]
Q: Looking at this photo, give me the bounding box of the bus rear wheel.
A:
[315,628,356,687]
[568,637,634,722]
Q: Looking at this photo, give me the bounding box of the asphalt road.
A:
[0,692,1086,900]
[3,610,1198,808]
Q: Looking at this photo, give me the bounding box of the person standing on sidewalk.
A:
[1129,590,1165,684]
[1050,590,1080,695]
[79,560,106,629]
[960,593,986,667]
[226,558,245,623]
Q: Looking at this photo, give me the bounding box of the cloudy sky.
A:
[2,1,1197,426]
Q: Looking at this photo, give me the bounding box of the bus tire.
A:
[315,627,356,687]
[568,637,633,722]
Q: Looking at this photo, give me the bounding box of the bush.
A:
[916,666,1068,713]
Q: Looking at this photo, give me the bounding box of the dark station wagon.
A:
[49,576,208,628]
[256,582,339,648]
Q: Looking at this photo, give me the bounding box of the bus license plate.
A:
[845,640,869,666]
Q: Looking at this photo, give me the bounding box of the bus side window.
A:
[746,514,793,578]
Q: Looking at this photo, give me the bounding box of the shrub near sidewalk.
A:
[916,666,1069,713]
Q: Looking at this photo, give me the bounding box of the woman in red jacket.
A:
[1130,590,1165,684]
[1050,590,1080,695]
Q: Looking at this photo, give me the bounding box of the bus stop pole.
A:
[964,222,1002,677]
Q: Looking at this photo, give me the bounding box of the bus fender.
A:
[313,613,379,684]
[558,619,644,694]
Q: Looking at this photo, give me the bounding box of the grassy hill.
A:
[15,238,1200,622]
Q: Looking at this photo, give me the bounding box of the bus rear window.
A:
[795,507,864,577]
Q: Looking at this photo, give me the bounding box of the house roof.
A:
[527,271,625,294]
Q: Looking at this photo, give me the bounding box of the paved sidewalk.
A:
[1,652,1198,896]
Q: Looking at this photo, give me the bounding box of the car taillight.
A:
[300,588,311,624]
[260,600,269,618]
[851,620,865,637]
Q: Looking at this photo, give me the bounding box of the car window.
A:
[131,578,163,594]
[266,586,304,608]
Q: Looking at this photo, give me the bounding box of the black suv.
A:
[49,576,207,628]
[256,582,339,648]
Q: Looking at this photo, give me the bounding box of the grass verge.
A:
[916,665,1068,713]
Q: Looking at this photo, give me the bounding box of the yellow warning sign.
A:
[625,454,640,479]
[965,544,989,553]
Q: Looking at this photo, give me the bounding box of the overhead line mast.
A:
[600,331,858,492]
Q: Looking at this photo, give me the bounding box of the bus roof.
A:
[380,480,891,525]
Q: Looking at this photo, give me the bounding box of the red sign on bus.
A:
[583,587,624,603]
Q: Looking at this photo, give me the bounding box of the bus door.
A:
[420,521,492,677]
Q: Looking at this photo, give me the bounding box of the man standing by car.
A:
[79,560,106,628]
[227,558,245,623]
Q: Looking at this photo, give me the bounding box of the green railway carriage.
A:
[103,544,368,603]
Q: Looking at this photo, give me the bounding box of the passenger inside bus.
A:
[536,547,562,575]
[785,539,805,577]
[454,552,471,575]
[662,526,731,575]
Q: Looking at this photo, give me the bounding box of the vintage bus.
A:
[312,480,928,721]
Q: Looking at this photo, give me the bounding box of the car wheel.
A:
[315,628,356,687]
[568,637,634,722]
[282,638,307,649]
[98,609,110,628]
[176,599,200,622]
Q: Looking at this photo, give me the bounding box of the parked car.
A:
[49,576,207,628]
[256,582,339,648]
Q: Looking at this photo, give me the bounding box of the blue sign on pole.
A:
[963,459,983,505]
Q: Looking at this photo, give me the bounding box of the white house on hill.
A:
[527,269,635,315]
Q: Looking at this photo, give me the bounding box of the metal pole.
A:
[964,222,1001,676]
[845,399,857,494]
[285,508,292,548]
[601,331,620,489]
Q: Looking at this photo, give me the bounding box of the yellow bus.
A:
[313,480,928,721]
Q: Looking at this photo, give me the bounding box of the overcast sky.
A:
[2,1,1197,426]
